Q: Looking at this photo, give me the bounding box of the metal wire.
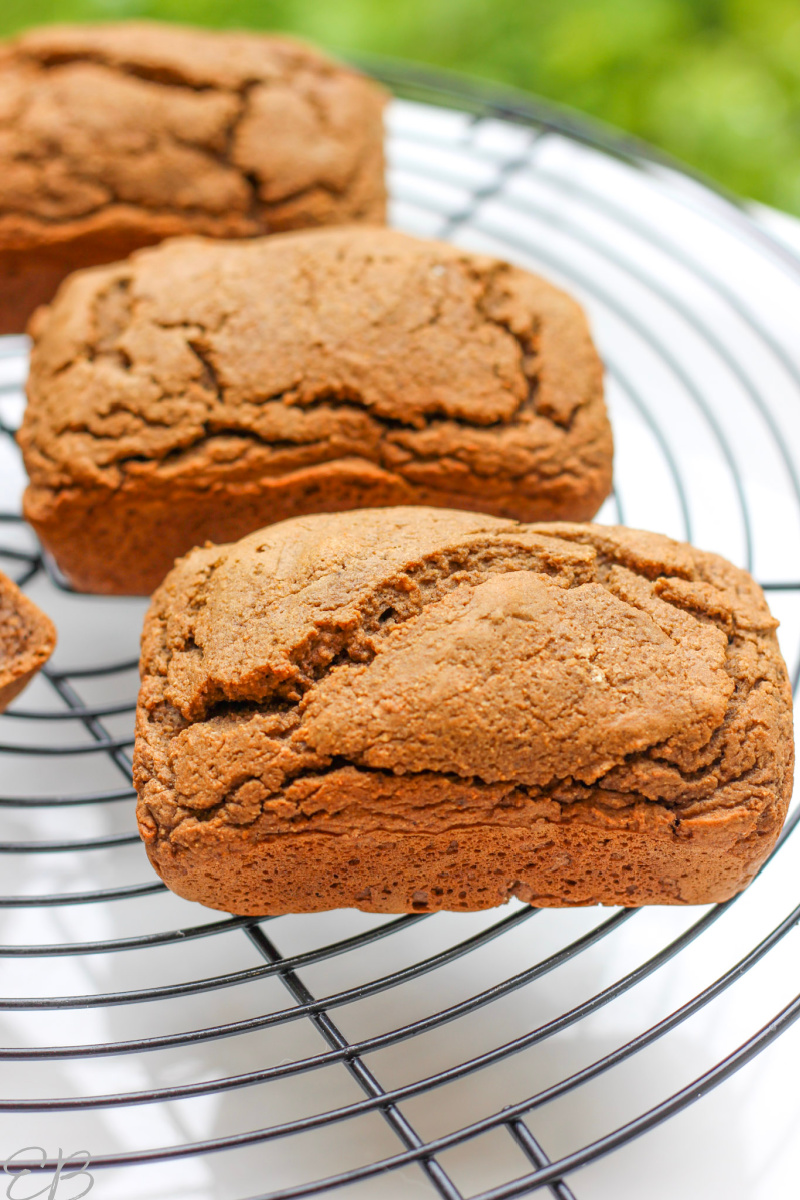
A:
[1,67,800,1200]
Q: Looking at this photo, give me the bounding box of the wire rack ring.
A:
[0,64,799,1200]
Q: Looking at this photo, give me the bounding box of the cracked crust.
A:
[0,571,56,711]
[133,507,793,914]
[0,21,387,332]
[19,227,611,594]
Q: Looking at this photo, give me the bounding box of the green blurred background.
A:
[2,0,798,214]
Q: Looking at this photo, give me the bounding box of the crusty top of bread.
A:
[0,570,56,709]
[134,509,791,852]
[0,21,386,246]
[20,228,607,501]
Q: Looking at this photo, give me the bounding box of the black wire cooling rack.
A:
[1,65,800,1200]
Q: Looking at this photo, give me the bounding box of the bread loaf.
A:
[20,228,611,594]
[0,571,56,711]
[0,21,386,332]
[133,507,792,913]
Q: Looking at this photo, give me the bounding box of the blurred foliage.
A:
[1,0,799,212]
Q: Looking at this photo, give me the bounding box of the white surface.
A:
[1,99,800,1200]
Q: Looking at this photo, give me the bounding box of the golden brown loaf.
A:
[20,227,611,594]
[0,571,56,711]
[133,507,792,914]
[0,21,387,332]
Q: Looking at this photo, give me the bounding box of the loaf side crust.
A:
[20,228,611,593]
[0,21,387,331]
[133,509,793,913]
[0,571,56,711]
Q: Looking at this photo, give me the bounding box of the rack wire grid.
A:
[0,64,799,1200]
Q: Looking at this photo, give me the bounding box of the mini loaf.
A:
[0,570,56,711]
[0,21,386,332]
[19,227,611,595]
[133,507,793,914]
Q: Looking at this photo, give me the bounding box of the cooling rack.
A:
[1,65,800,1200]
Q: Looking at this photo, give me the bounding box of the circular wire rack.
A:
[1,63,800,1200]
